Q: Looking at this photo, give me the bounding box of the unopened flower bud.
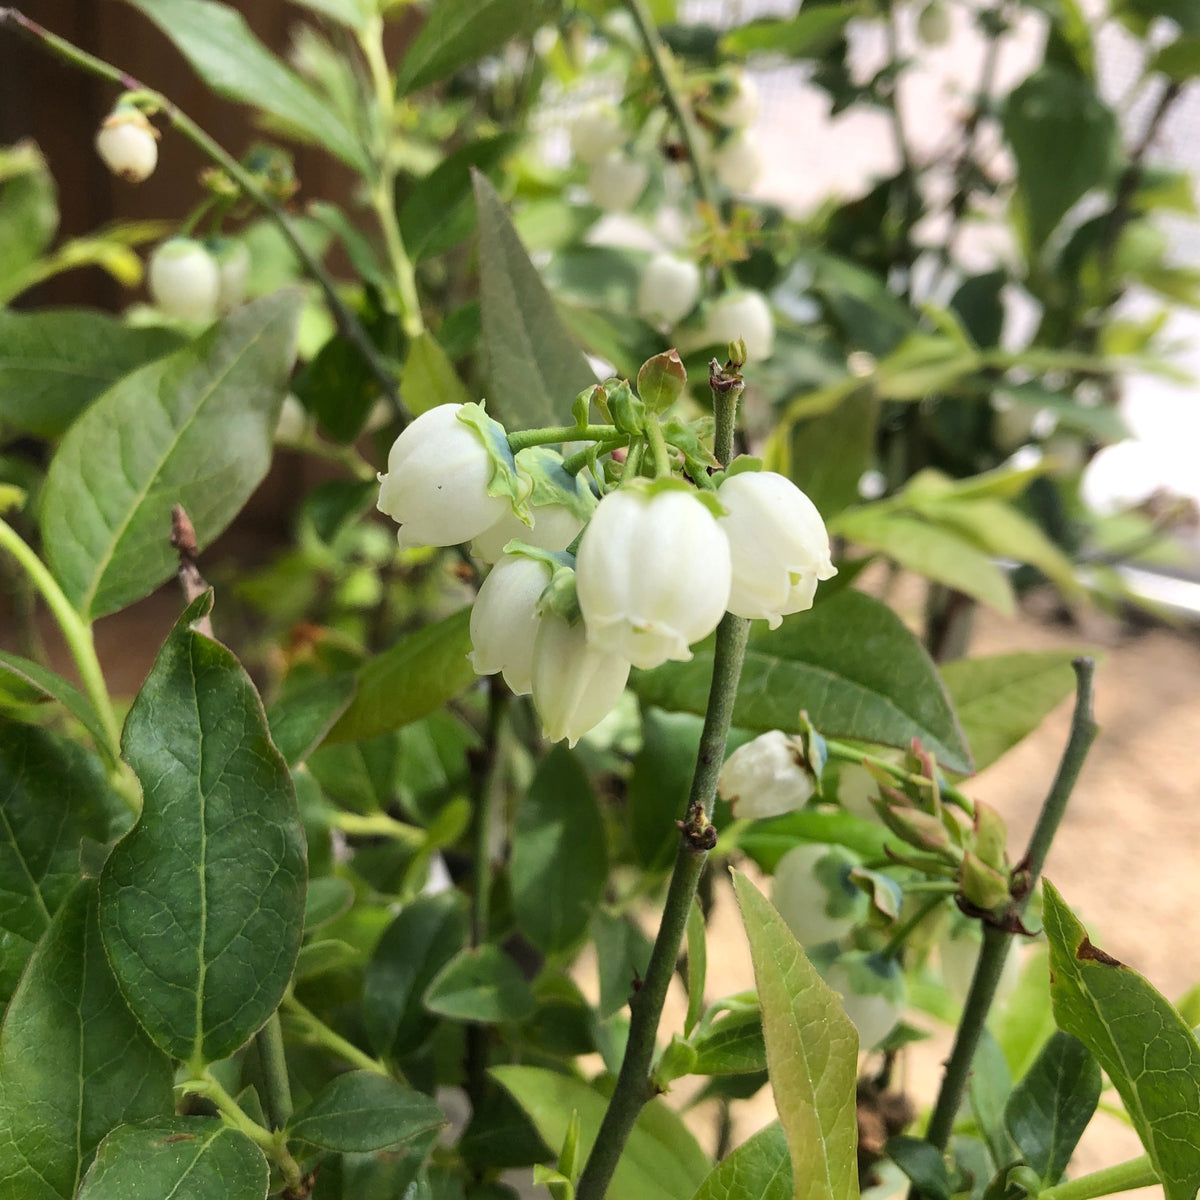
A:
[713,131,765,193]
[916,1,952,45]
[210,236,251,314]
[706,71,760,129]
[569,106,626,166]
[700,290,774,363]
[718,730,813,819]
[772,842,867,946]
[637,254,702,328]
[148,237,220,323]
[95,105,159,183]
[587,151,649,212]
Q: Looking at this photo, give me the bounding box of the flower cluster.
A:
[376,399,836,746]
[147,236,249,323]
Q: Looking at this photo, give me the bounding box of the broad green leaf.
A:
[685,900,707,1037]
[885,1137,953,1200]
[403,331,475,416]
[287,1071,444,1152]
[396,0,557,94]
[123,0,368,171]
[41,291,301,620]
[0,142,57,298]
[287,0,370,31]
[592,910,653,1021]
[732,871,860,1200]
[786,392,879,518]
[940,652,1081,773]
[76,1118,267,1200]
[325,607,476,743]
[628,708,706,872]
[304,876,355,931]
[492,1065,710,1200]
[1005,1032,1101,1184]
[267,671,357,766]
[1003,68,1118,248]
[363,891,468,1057]
[0,310,181,438]
[633,589,972,774]
[689,1120,792,1200]
[0,883,174,1200]
[721,6,859,58]
[511,746,607,956]
[832,509,1015,615]
[0,723,118,1004]
[293,334,379,444]
[0,650,116,765]
[1043,880,1200,1200]
[308,731,401,814]
[474,173,596,430]
[99,593,307,1066]
[991,943,1057,1081]
[969,1029,1017,1169]
[735,809,890,873]
[690,1008,767,1076]
[423,945,536,1023]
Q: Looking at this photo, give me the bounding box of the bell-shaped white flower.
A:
[471,503,583,564]
[377,404,514,550]
[701,290,775,362]
[575,483,732,670]
[531,612,631,747]
[772,843,868,947]
[148,238,220,323]
[823,950,907,1050]
[569,106,625,166]
[713,131,765,192]
[708,73,760,129]
[95,107,158,182]
[637,253,702,328]
[469,553,554,695]
[211,237,251,314]
[587,151,649,212]
[718,470,837,627]
[835,763,880,821]
[718,730,813,819]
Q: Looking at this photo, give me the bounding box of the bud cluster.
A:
[147,235,250,324]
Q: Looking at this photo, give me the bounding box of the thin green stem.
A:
[562,437,629,476]
[0,7,406,420]
[881,893,945,960]
[575,612,750,1200]
[825,740,974,814]
[647,418,672,479]
[276,430,377,481]
[710,373,742,470]
[916,659,1099,1175]
[282,993,395,1080]
[1038,1156,1156,1200]
[255,1012,293,1131]
[330,811,424,845]
[508,424,621,452]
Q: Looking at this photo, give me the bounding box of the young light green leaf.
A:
[732,870,860,1200]
[76,1118,267,1200]
[402,331,475,416]
[266,671,357,766]
[474,172,596,430]
[123,0,368,171]
[940,652,1082,773]
[690,1008,767,1076]
[287,1071,444,1152]
[0,883,174,1200]
[287,0,370,32]
[628,708,707,872]
[511,746,608,956]
[688,1120,793,1200]
[592,910,653,1022]
[685,899,707,1038]
[41,291,302,620]
[99,592,307,1066]
[492,1065,710,1200]
[0,310,181,438]
[0,142,57,299]
[396,0,557,94]
[1043,880,1200,1200]
[423,945,536,1024]
[720,6,859,59]
[1005,1032,1102,1184]
[0,723,120,1005]
[633,589,972,774]
[325,607,476,744]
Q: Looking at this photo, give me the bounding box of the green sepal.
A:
[663,416,719,482]
[637,349,687,414]
[601,378,646,437]
[517,446,597,523]
[619,475,727,519]
[973,801,1009,873]
[848,866,904,920]
[721,454,764,480]
[960,851,1011,914]
[572,383,606,429]
[457,401,534,522]
[798,711,828,795]
[533,561,582,626]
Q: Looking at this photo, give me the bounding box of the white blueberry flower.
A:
[701,290,775,362]
[718,730,814,819]
[636,253,702,327]
[568,106,626,166]
[95,106,158,183]
[708,72,760,129]
[575,483,731,670]
[148,237,220,323]
[824,950,907,1050]
[713,131,765,193]
[211,237,251,314]
[531,612,631,747]
[587,151,649,212]
[377,404,515,550]
[717,469,837,627]
[772,843,868,947]
[835,763,880,821]
[469,552,554,696]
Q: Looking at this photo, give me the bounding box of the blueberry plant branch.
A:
[281,993,393,1080]
[255,1012,294,1132]
[916,657,1099,1174]
[1037,1155,1157,1200]
[0,7,408,421]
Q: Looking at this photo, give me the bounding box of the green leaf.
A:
[685,900,707,1038]
[0,310,181,438]
[1150,36,1200,81]
[689,1120,792,1200]
[0,650,116,766]
[287,0,370,32]
[832,509,1015,615]
[267,671,357,766]
[992,943,1057,1081]
[1005,1032,1101,1184]
[721,6,859,58]
[0,722,118,1005]
[423,945,536,1023]
[123,0,368,171]
[969,1029,1017,1169]
[886,1137,953,1200]
[0,142,57,299]
[473,173,596,430]
[633,589,972,774]
[785,392,879,519]
[403,331,475,417]
[492,1065,710,1200]
[0,883,174,1200]
[40,291,301,620]
[592,910,652,1021]
[628,709,706,872]
[736,810,891,872]
[99,593,307,1066]
[1042,880,1200,1200]
[690,1007,767,1076]
[511,745,607,956]
[732,872,860,1200]
[325,607,476,743]
[288,1071,444,1152]
[76,1118,268,1200]
[293,334,380,444]
[1003,68,1118,248]
[940,652,1081,773]
[304,876,355,931]
[396,0,557,94]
